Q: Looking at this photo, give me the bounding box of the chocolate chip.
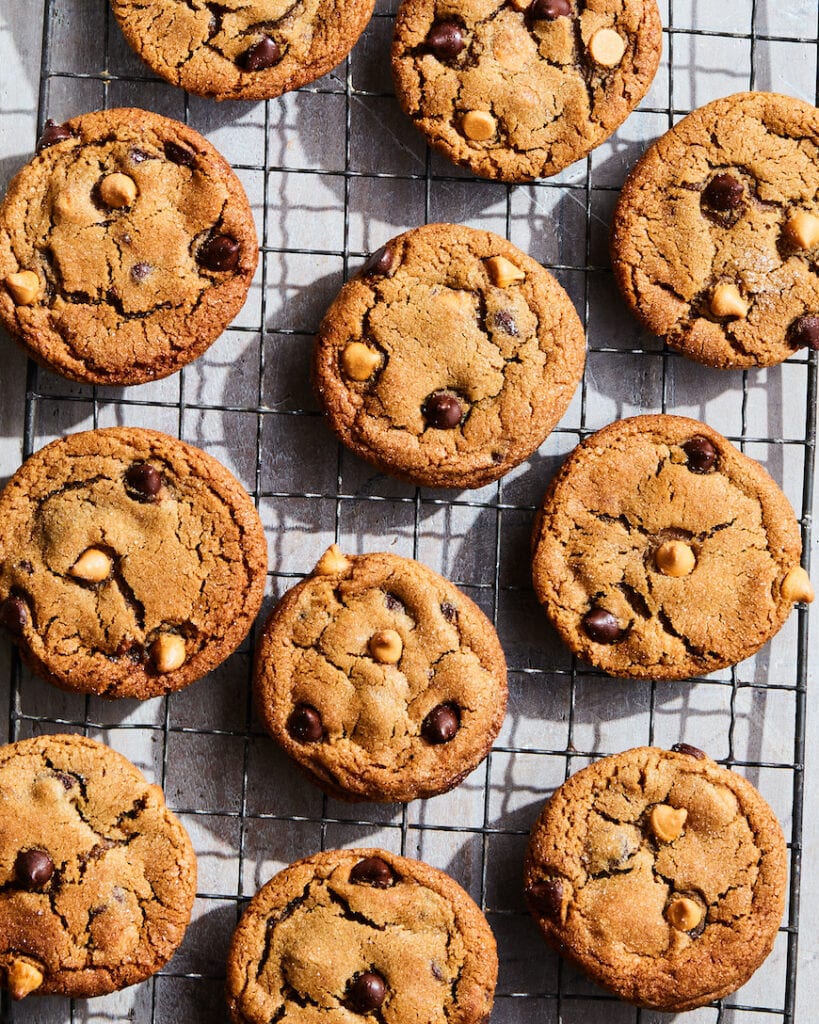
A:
[530,0,572,17]
[19,560,34,575]
[131,262,152,282]
[164,141,196,167]
[582,608,623,644]
[688,916,706,938]
[0,596,28,635]
[431,961,444,980]
[125,462,162,499]
[384,592,404,612]
[129,148,151,164]
[427,21,464,59]
[423,392,462,429]
[789,314,819,351]
[526,878,563,919]
[288,704,323,742]
[362,245,394,277]
[682,436,717,473]
[702,173,744,213]
[36,119,74,153]
[53,770,78,790]
[493,310,518,336]
[15,849,54,888]
[350,856,395,888]
[440,601,458,623]
[421,703,460,744]
[197,235,240,272]
[240,35,282,70]
[346,972,386,1013]
[671,742,707,760]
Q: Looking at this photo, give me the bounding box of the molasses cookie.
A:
[110,0,375,100]
[392,0,662,181]
[0,427,267,699]
[0,108,257,384]
[611,91,819,368]
[0,733,196,1000]
[531,415,812,679]
[313,223,586,489]
[254,546,507,802]
[226,847,497,1024]
[524,745,788,1011]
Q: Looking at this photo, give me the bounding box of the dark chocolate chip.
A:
[106,287,120,304]
[288,704,323,742]
[431,961,444,980]
[530,0,572,19]
[671,742,707,760]
[0,596,28,635]
[15,849,54,888]
[688,916,706,938]
[422,392,462,429]
[526,878,563,919]
[53,770,78,790]
[440,601,458,623]
[350,856,395,888]
[240,35,282,70]
[346,972,386,1014]
[197,235,240,272]
[384,592,404,612]
[19,560,34,575]
[164,141,196,167]
[789,314,819,351]
[702,173,744,212]
[682,436,717,473]
[131,262,152,282]
[421,703,460,744]
[362,245,394,277]
[125,462,162,499]
[493,310,518,336]
[129,148,151,164]
[427,21,464,59]
[36,119,74,153]
[582,608,623,644]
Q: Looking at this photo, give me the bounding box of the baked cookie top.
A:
[110,0,376,100]
[226,847,497,1024]
[0,734,196,1001]
[254,546,508,802]
[313,223,586,489]
[524,745,787,1012]
[392,0,661,181]
[611,91,819,368]
[531,415,812,680]
[0,108,257,384]
[0,427,267,699]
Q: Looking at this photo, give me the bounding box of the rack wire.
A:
[0,0,816,1021]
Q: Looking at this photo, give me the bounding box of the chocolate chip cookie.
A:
[531,415,812,680]
[0,733,196,1001]
[611,91,819,367]
[392,0,662,181]
[524,745,787,1011]
[254,546,507,802]
[313,223,586,489]
[0,108,257,384]
[0,427,267,699]
[226,847,497,1024]
[110,0,375,100]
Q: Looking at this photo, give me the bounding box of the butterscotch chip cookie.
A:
[226,847,497,1023]
[392,0,661,181]
[524,746,787,1011]
[0,108,257,384]
[313,223,586,489]
[531,415,811,680]
[0,427,267,699]
[611,91,819,367]
[110,0,375,100]
[254,547,507,802]
[0,734,196,1000]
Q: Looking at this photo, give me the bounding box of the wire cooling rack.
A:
[0,0,817,1021]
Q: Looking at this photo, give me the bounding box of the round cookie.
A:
[0,108,258,384]
[524,745,787,1011]
[611,91,819,368]
[392,0,661,181]
[110,0,375,101]
[0,733,196,1001]
[531,415,812,680]
[254,545,507,802]
[313,223,586,489]
[226,847,497,1024]
[0,427,267,699]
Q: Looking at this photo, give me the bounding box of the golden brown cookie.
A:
[611,91,819,367]
[392,0,662,181]
[524,745,788,1011]
[313,223,586,489]
[0,108,257,384]
[0,427,268,699]
[226,847,497,1024]
[0,733,196,1001]
[254,546,508,802]
[531,415,812,680]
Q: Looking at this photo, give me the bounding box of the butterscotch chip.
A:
[4,270,39,306]
[649,803,687,842]
[98,171,137,208]
[151,634,187,673]
[341,341,381,381]
[588,28,627,66]
[368,628,403,664]
[710,282,748,319]
[462,110,496,141]
[6,960,43,1000]
[655,539,696,578]
[784,210,819,249]
[781,565,814,603]
[486,254,526,287]
[314,544,352,576]
[666,896,704,932]
[69,547,113,583]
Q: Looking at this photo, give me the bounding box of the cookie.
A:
[313,223,586,489]
[524,745,787,1011]
[611,91,819,368]
[0,427,268,699]
[392,0,661,181]
[0,107,257,384]
[531,415,812,680]
[226,847,497,1024]
[110,0,375,101]
[0,733,196,1001]
[254,546,507,802]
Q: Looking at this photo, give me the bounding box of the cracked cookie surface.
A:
[0,733,196,1000]
[110,0,376,100]
[0,108,257,384]
[531,414,809,680]
[524,746,787,1011]
[391,0,661,181]
[0,427,267,699]
[226,847,497,1024]
[313,223,586,489]
[610,92,819,368]
[254,547,507,802]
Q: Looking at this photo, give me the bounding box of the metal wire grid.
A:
[0,0,816,1021]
